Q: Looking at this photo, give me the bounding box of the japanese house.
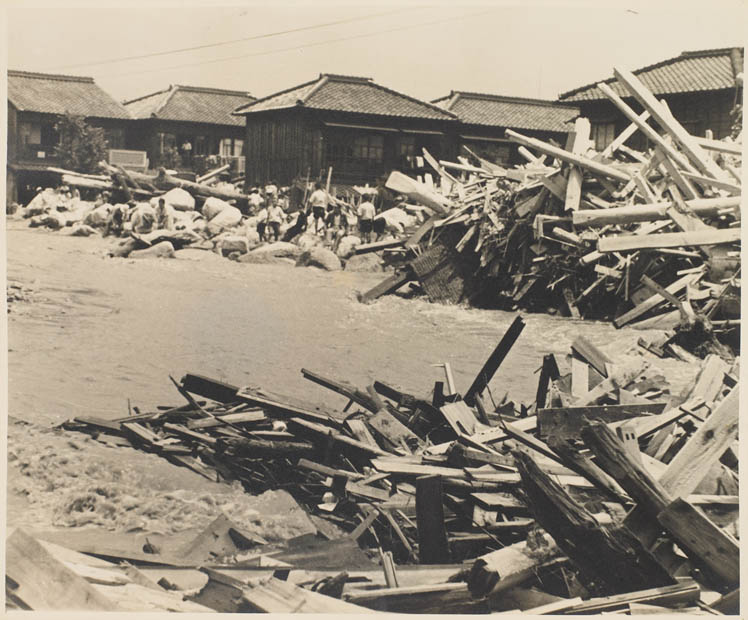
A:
[430,91,579,165]
[123,84,255,175]
[7,70,132,205]
[234,73,459,186]
[558,47,744,150]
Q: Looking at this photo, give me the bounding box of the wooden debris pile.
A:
[361,67,741,359]
[40,316,739,613]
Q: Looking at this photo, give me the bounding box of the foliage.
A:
[53,113,109,174]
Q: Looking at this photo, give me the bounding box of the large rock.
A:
[336,235,361,259]
[159,187,195,212]
[345,253,383,272]
[201,196,232,220]
[296,232,322,252]
[109,238,141,258]
[129,240,175,259]
[296,247,342,271]
[39,212,65,230]
[248,241,301,260]
[218,235,250,255]
[83,204,113,228]
[70,224,98,237]
[206,206,243,234]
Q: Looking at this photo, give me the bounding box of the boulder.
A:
[219,235,250,255]
[238,252,296,266]
[201,196,232,220]
[40,212,65,230]
[336,235,361,259]
[70,224,98,237]
[159,187,195,212]
[248,241,301,260]
[296,247,342,271]
[175,248,225,262]
[296,232,323,252]
[129,240,175,259]
[83,204,113,228]
[206,206,243,234]
[345,253,383,273]
[110,238,142,258]
[246,228,261,248]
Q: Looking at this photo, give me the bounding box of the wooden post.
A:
[415,475,450,564]
[564,117,590,211]
[464,315,525,406]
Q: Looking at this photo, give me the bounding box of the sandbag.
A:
[201,196,232,221]
[160,187,195,212]
[296,247,342,271]
[129,240,175,259]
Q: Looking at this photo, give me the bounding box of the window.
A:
[157,132,176,154]
[353,134,384,162]
[398,136,415,158]
[19,122,42,145]
[591,122,616,151]
[104,127,125,149]
[194,135,207,156]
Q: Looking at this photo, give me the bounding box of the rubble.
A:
[6,314,736,613]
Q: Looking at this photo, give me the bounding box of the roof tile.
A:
[559,47,743,101]
[8,70,130,119]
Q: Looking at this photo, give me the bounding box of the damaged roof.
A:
[432,91,579,133]
[559,47,744,102]
[234,73,457,121]
[124,84,255,126]
[8,70,131,120]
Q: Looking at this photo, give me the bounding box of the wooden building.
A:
[234,73,458,187]
[430,91,579,165]
[7,70,131,205]
[558,47,744,150]
[123,84,255,175]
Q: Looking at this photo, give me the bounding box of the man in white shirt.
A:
[248,188,264,214]
[307,182,328,235]
[154,197,175,231]
[357,199,376,243]
[266,202,285,241]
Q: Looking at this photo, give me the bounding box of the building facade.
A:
[7,70,132,205]
[234,74,459,187]
[558,48,744,150]
[123,84,255,176]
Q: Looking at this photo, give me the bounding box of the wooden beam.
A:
[612,68,730,181]
[598,228,740,253]
[505,129,631,182]
[564,118,590,211]
[573,196,740,228]
[464,315,525,405]
[599,109,652,159]
[614,273,699,327]
[415,475,450,564]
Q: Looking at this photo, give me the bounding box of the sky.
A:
[4,0,748,106]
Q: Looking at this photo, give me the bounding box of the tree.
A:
[53,113,109,174]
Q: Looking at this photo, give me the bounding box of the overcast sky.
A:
[5,0,747,105]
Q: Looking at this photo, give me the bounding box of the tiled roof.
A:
[234,73,456,121]
[559,47,744,102]
[8,70,130,119]
[124,84,254,126]
[432,91,579,133]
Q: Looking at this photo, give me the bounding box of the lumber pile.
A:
[42,317,739,613]
[360,66,741,360]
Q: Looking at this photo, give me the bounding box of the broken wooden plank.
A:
[464,315,526,405]
[241,576,374,613]
[415,475,450,564]
[598,228,740,253]
[359,269,414,304]
[538,402,666,441]
[614,273,699,327]
[505,129,631,182]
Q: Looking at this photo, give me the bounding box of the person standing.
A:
[267,201,284,242]
[357,198,376,243]
[307,182,328,235]
[255,204,268,242]
[248,187,264,215]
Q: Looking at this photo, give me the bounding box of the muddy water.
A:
[6,221,697,536]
